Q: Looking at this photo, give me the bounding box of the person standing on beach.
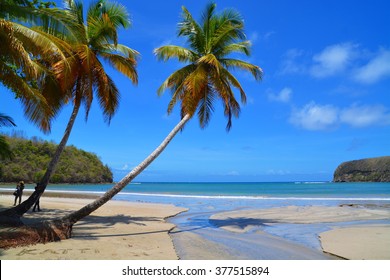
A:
[13,181,25,205]
[32,184,41,212]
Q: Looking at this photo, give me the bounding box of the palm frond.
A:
[88,14,118,47]
[99,51,138,84]
[165,67,196,114]
[179,6,204,54]
[65,0,84,25]
[0,61,54,133]
[0,114,16,127]
[37,7,84,43]
[197,85,215,129]
[87,0,130,47]
[181,64,209,117]
[13,22,69,63]
[0,20,38,78]
[157,64,196,115]
[215,41,251,57]
[220,68,247,104]
[100,0,131,29]
[201,2,217,53]
[154,45,198,63]
[197,53,222,76]
[94,68,120,124]
[104,43,140,59]
[221,58,263,81]
[0,135,14,160]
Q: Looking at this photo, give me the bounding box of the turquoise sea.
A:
[2,181,390,259]
[2,181,390,199]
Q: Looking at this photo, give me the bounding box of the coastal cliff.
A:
[333,156,390,182]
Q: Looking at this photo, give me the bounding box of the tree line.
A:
[0,134,113,183]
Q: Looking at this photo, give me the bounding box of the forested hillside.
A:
[0,135,113,183]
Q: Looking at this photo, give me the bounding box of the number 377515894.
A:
[215,267,269,276]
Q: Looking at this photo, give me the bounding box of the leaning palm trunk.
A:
[0,114,191,247]
[0,99,81,225]
[57,113,191,232]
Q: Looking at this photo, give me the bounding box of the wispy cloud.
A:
[290,102,390,131]
[120,164,131,170]
[266,169,291,175]
[310,43,357,78]
[340,104,390,127]
[268,87,292,103]
[249,31,259,43]
[226,171,240,176]
[280,43,390,85]
[289,102,339,131]
[353,49,390,84]
[279,49,306,75]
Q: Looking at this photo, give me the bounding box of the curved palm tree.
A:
[0,0,138,224]
[34,2,262,241]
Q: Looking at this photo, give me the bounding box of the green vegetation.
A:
[0,134,113,184]
[333,156,390,182]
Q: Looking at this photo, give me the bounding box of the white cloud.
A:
[263,31,276,41]
[226,171,240,176]
[280,44,390,85]
[121,164,130,170]
[289,102,339,131]
[290,102,390,131]
[353,49,390,84]
[340,104,390,127]
[267,169,291,175]
[279,49,305,75]
[249,31,259,43]
[268,87,292,103]
[310,43,357,78]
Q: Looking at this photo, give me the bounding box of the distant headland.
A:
[0,134,113,184]
[333,156,390,182]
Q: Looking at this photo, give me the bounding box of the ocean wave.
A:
[117,192,390,201]
[295,181,327,184]
[1,188,389,201]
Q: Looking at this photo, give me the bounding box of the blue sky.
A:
[1,0,390,182]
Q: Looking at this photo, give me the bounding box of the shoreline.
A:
[1,191,389,260]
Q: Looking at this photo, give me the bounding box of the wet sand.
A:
[210,205,390,259]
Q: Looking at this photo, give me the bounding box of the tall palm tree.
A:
[0,114,16,160]
[36,2,262,241]
[0,0,138,224]
[36,0,138,193]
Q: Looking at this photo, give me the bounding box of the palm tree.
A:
[0,114,16,160]
[31,2,262,242]
[0,0,138,224]
[0,0,70,133]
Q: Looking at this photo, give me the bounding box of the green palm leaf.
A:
[156,2,262,130]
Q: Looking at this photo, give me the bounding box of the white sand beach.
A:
[320,225,390,259]
[0,195,186,260]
